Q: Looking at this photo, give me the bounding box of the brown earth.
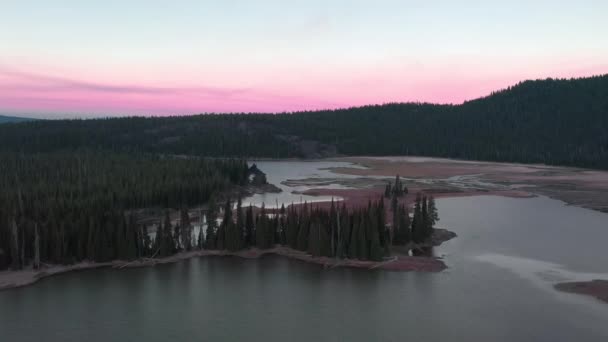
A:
[0,245,449,291]
[554,280,608,304]
[326,156,608,213]
[295,187,530,212]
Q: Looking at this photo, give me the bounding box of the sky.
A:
[1,0,607,118]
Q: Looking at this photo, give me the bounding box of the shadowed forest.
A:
[1,75,607,168]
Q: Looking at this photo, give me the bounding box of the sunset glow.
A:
[1,0,607,118]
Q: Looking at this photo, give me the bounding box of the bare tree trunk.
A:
[336,211,341,259]
[10,217,20,270]
[34,223,40,269]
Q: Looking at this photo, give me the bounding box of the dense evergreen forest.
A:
[0,148,439,269]
[0,115,35,124]
[0,152,248,270]
[214,194,436,261]
[0,75,607,168]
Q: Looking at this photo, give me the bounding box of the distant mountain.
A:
[0,115,36,124]
[0,74,607,169]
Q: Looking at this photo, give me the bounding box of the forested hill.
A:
[0,115,35,124]
[1,75,607,168]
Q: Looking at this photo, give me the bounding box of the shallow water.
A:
[242,160,364,208]
[2,160,608,342]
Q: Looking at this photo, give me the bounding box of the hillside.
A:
[0,75,606,168]
[0,115,34,124]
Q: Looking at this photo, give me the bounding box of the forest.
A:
[0,147,439,269]
[196,191,437,262]
[0,151,248,270]
[0,75,607,168]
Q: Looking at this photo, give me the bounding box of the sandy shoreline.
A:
[0,241,453,291]
[554,280,608,304]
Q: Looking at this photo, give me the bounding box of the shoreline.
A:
[0,228,455,291]
[324,156,608,213]
[554,280,608,304]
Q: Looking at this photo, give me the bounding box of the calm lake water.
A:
[2,160,608,341]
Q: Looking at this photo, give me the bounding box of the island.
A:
[554,280,608,304]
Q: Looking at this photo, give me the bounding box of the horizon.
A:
[1,73,607,120]
[1,1,607,119]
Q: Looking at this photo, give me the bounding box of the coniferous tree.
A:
[245,204,254,247]
[384,182,392,198]
[197,224,204,250]
[347,214,358,259]
[356,212,368,260]
[180,208,192,251]
[206,198,218,249]
[142,224,152,256]
[296,203,310,251]
[0,152,248,269]
[307,222,321,257]
[255,204,270,249]
[394,175,402,197]
[421,195,431,240]
[412,194,423,243]
[281,204,288,244]
[173,223,182,252]
[393,204,411,245]
[428,196,439,227]
[160,211,173,257]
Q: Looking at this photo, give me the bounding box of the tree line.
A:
[1,75,607,168]
[2,182,440,269]
[0,151,248,270]
[191,191,438,262]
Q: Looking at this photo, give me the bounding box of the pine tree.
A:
[206,198,218,249]
[235,197,244,249]
[384,182,392,198]
[142,224,151,256]
[369,224,384,261]
[245,204,254,247]
[307,222,321,256]
[428,196,439,227]
[348,214,359,259]
[180,208,192,251]
[412,193,423,243]
[393,204,411,245]
[173,223,182,252]
[391,193,398,237]
[279,204,286,245]
[296,203,310,251]
[161,211,173,256]
[394,175,402,197]
[422,195,431,240]
[256,204,269,249]
[356,212,368,260]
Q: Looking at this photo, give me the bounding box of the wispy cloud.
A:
[0,66,347,116]
[0,67,250,97]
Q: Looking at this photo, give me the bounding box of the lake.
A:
[2,160,608,341]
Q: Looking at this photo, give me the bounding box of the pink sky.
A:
[1,58,605,118]
[1,1,607,118]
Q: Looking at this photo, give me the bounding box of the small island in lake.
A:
[554,280,608,304]
[0,152,454,290]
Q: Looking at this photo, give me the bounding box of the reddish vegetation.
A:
[329,156,608,212]
[554,280,608,304]
[293,186,530,214]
